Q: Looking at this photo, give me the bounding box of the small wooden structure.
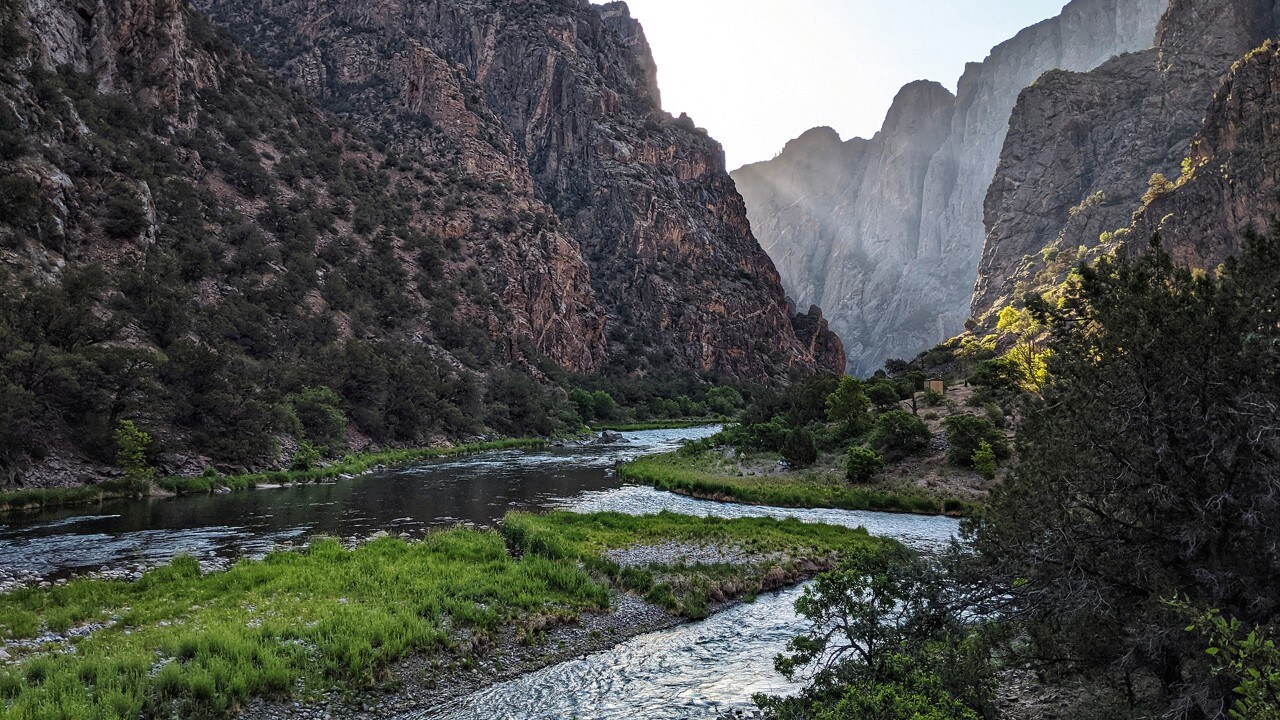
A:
[927,378,946,395]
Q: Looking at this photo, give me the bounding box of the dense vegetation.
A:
[0,511,883,719]
[619,357,1002,515]
[0,4,744,487]
[758,232,1280,719]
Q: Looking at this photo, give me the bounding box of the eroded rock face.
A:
[1130,40,1280,268]
[972,0,1280,323]
[198,0,844,381]
[734,0,1165,375]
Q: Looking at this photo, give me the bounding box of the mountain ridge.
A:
[733,0,1167,375]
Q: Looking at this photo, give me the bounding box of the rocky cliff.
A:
[973,0,1280,323]
[1130,39,1280,268]
[0,0,839,485]
[196,0,843,381]
[733,0,1165,375]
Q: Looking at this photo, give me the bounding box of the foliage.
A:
[289,440,322,471]
[825,377,873,436]
[971,441,996,481]
[755,544,995,720]
[1181,606,1280,720]
[971,231,1280,716]
[865,379,902,411]
[619,453,973,516]
[287,387,347,452]
[781,427,818,467]
[868,410,930,461]
[845,446,884,484]
[705,386,745,417]
[995,306,1049,389]
[113,420,153,480]
[941,415,1008,467]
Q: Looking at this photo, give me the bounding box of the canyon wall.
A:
[733,0,1166,374]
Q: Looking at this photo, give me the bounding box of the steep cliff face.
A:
[197,0,844,381]
[973,0,1280,322]
[0,0,841,486]
[734,0,1165,375]
[0,0,622,483]
[1130,39,1280,268]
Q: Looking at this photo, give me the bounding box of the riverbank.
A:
[0,510,888,720]
[0,438,552,515]
[620,451,980,517]
[588,419,722,432]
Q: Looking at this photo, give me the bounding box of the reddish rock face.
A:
[197,0,844,382]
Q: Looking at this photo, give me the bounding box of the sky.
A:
[615,0,1070,169]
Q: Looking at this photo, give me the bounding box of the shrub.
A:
[869,410,931,461]
[290,441,322,471]
[289,386,347,452]
[103,186,148,239]
[826,377,873,435]
[781,427,818,467]
[972,441,997,480]
[866,380,902,411]
[923,390,945,407]
[968,358,1021,393]
[846,446,884,484]
[114,420,154,480]
[942,415,1009,467]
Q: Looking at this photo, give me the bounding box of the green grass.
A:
[0,439,549,514]
[587,419,722,432]
[0,511,885,719]
[620,453,977,517]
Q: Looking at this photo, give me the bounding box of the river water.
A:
[0,426,961,718]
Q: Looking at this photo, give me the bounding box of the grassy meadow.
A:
[0,510,885,719]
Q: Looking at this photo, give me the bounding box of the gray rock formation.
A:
[1131,39,1280,268]
[733,0,1165,375]
[973,0,1280,323]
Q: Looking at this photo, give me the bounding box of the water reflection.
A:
[0,427,718,580]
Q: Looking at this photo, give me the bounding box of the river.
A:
[0,426,960,718]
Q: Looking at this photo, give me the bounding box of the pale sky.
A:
[615,0,1070,169]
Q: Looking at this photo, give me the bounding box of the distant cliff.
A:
[973,0,1280,323]
[733,0,1165,375]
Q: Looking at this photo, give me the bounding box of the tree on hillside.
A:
[971,232,1280,717]
[826,377,873,435]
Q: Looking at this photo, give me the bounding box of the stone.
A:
[973,0,1280,325]
[734,0,1166,374]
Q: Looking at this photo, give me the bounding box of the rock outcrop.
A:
[734,0,1165,375]
[973,0,1280,322]
[197,0,844,381]
[1130,39,1280,268]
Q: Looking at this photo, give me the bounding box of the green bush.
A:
[103,187,148,239]
[846,446,884,484]
[866,380,902,411]
[290,441,322,471]
[826,377,873,435]
[781,427,818,467]
[869,410,931,461]
[113,420,154,480]
[942,415,1009,467]
[289,387,347,452]
[972,441,997,480]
